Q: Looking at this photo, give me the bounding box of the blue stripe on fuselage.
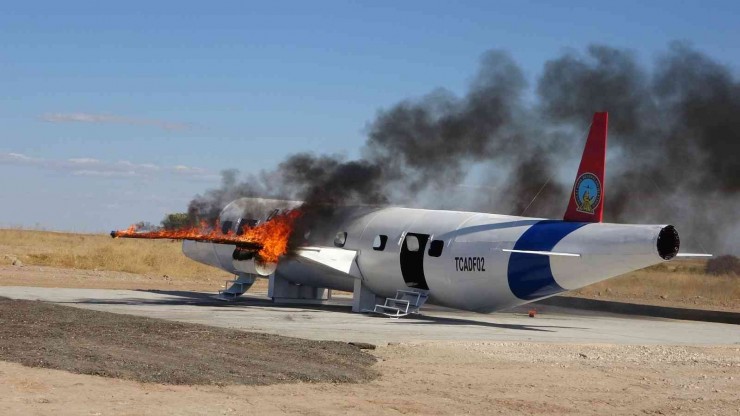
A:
[507,220,588,300]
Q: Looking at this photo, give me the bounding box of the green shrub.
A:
[160,213,191,230]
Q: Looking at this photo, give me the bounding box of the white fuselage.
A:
[183,202,675,313]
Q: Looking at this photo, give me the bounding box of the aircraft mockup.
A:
[182,112,701,317]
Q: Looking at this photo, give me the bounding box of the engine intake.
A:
[657,225,680,260]
[232,247,256,261]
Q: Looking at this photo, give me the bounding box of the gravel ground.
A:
[1,341,738,415]
[0,265,738,414]
[0,297,377,385]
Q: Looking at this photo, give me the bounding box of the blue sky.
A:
[2,0,739,231]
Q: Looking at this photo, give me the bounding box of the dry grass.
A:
[0,228,232,280]
[572,260,740,311]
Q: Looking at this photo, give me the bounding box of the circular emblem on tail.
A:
[574,173,601,214]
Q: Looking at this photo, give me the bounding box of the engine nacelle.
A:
[182,197,301,276]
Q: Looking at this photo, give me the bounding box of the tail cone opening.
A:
[657,225,680,260]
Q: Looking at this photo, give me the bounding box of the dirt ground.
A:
[0,297,376,386]
[1,340,738,415]
[1,232,738,415]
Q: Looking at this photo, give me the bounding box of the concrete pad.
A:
[1,286,737,346]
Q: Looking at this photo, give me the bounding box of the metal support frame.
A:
[352,278,384,313]
[268,273,332,304]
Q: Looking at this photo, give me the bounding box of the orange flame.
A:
[112,210,301,263]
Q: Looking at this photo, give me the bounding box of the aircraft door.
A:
[400,233,430,290]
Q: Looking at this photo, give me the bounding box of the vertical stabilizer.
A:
[564,112,608,223]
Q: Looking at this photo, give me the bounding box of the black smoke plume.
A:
[188,43,740,253]
[537,43,740,251]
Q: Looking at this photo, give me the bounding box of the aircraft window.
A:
[235,218,259,236]
[266,209,279,222]
[221,220,233,235]
[334,231,348,248]
[373,235,388,251]
[405,235,420,252]
[428,240,444,257]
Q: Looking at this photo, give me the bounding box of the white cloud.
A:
[138,163,160,170]
[40,112,192,131]
[59,158,159,176]
[68,157,101,164]
[72,170,139,177]
[0,151,215,180]
[9,153,35,161]
[171,164,220,181]
[115,160,160,173]
[0,152,41,164]
[172,164,207,174]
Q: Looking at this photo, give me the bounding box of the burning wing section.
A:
[112,198,303,277]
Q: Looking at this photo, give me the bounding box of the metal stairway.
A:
[216,274,256,301]
[373,289,428,318]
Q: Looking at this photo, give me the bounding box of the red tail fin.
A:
[564,112,608,223]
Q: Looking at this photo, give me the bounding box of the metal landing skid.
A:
[372,289,429,318]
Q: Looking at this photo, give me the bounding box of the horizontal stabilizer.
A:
[295,246,359,276]
[502,248,581,257]
[675,253,713,258]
